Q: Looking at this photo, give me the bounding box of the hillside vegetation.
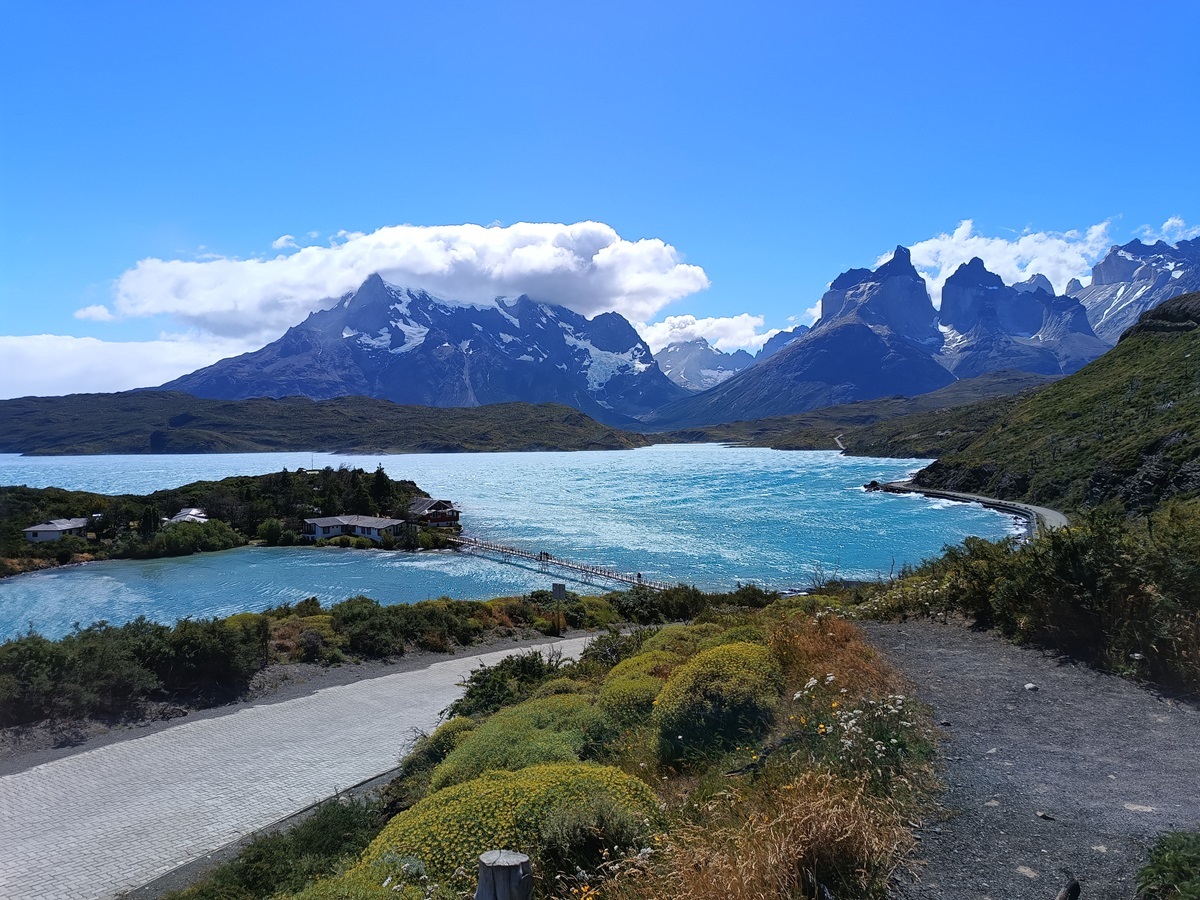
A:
[0,392,651,455]
[668,370,1053,457]
[167,603,931,900]
[915,292,1200,513]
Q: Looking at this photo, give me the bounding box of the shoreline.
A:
[868,479,1069,537]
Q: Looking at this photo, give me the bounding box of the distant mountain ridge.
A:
[1068,238,1200,343]
[657,339,754,391]
[645,247,1105,428]
[161,275,688,426]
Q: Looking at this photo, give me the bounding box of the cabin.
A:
[302,514,407,543]
[407,498,460,527]
[165,507,208,525]
[23,518,89,543]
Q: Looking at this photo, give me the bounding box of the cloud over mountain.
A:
[638,313,779,352]
[891,219,1114,305]
[89,221,710,344]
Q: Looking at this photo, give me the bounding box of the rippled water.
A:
[0,445,1020,638]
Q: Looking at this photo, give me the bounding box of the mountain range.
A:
[1067,238,1200,343]
[157,238,1198,429]
[162,275,688,426]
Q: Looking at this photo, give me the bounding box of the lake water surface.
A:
[0,445,1021,638]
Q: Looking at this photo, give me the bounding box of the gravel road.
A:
[861,619,1199,900]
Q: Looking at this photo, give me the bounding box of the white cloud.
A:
[102,221,711,344]
[0,334,256,400]
[881,219,1115,305]
[638,313,779,353]
[74,304,115,322]
[271,234,299,250]
[1137,216,1200,244]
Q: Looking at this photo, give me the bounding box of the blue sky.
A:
[2,1,1198,397]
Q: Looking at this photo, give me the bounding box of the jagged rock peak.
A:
[874,245,920,280]
[946,257,1004,289]
[830,267,873,291]
[1065,277,1085,295]
[1013,273,1055,295]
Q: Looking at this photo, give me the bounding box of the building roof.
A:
[23,517,89,532]
[304,515,405,529]
[408,498,457,515]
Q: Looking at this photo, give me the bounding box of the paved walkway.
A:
[0,637,590,900]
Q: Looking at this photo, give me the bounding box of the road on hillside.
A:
[0,636,591,900]
[862,620,1199,900]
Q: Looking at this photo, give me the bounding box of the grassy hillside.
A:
[915,293,1200,513]
[666,370,1053,456]
[0,392,651,455]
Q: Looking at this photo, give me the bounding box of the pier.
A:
[446,535,673,591]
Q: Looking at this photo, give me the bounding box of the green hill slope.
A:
[915,292,1200,512]
[0,393,651,455]
[667,370,1054,456]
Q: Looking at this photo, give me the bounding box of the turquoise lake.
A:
[0,445,1022,639]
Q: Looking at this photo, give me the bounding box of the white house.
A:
[302,515,406,543]
[165,507,209,525]
[22,518,89,543]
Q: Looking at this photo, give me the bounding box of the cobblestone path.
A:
[0,637,590,900]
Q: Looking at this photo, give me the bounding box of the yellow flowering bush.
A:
[606,649,680,681]
[698,624,768,651]
[598,672,662,725]
[429,694,613,790]
[353,763,659,889]
[640,623,722,657]
[653,642,783,761]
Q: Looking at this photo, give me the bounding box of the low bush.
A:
[161,796,383,900]
[598,672,662,725]
[442,649,561,719]
[640,623,722,657]
[858,506,1200,690]
[1137,830,1200,899]
[352,763,659,890]
[429,694,613,790]
[653,641,782,762]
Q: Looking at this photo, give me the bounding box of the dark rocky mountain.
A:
[644,247,956,427]
[1068,238,1200,343]
[656,339,754,391]
[161,275,688,426]
[646,249,1109,428]
[936,258,1109,378]
[755,325,810,360]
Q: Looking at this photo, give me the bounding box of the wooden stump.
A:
[475,849,533,900]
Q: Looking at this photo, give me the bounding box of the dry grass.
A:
[768,612,902,698]
[598,771,910,900]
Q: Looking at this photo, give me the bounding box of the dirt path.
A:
[861,620,1200,900]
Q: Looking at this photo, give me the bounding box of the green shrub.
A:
[1138,830,1200,899]
[598,672,662,725]
[256,517,283,545]
[578,628,654,669]
[641,623,722,657]
[531,677,590,698]
[162,796,383,900]
[699,624,768,650]
[352,763,658,888]
[653,641,783,762]
[442,649,561,718]
[607,649,680,681]
[429,694,613,790]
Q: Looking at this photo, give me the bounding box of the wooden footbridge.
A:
[446,535,673,591]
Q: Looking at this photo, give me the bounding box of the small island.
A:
[0,465,457,577]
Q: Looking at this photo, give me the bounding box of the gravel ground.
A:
[861,619,1200,900]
